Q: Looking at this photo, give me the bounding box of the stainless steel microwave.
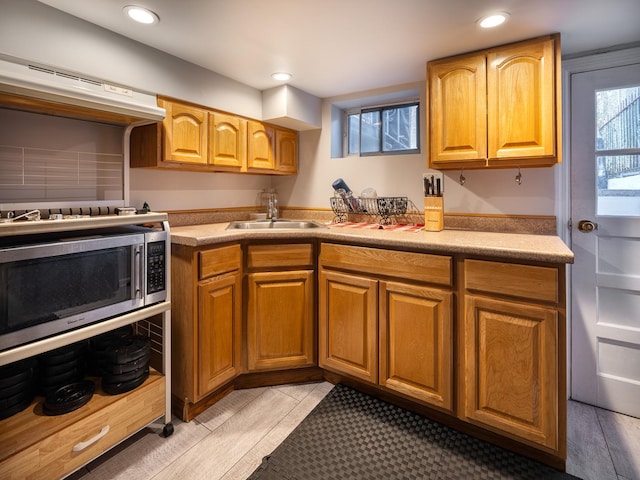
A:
[0,226,167,351]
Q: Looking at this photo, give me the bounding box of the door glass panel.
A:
[596,86,640,216]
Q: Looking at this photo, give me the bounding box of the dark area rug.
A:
[248,383,580,480]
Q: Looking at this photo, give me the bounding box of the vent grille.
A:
[29,64,104,87]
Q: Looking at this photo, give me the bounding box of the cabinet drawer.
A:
[199,244,242,280]
[465,259,558,303]
[247,244,314,269]
[320,243,452,287]
[0,372,165,480]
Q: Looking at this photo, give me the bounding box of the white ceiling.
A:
[37,0,640,98]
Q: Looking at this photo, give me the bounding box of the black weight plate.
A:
[39,357,85,376]
[102,365,149,385]
[0,365,36,389]
[89,325,134,352]
[0,386,34,410]
[90,351,151,377]
[0,395,33,421]
[39,341,87,366]
[102,368,149,395]
[0,357,37,377]
[43,380,95,416]
[94,349,151,375]
[39,364,85,386]
[98,335,150,365]
[0,376,35,399]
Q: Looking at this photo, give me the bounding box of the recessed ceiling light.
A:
[271,72,292,81]
[478,12,510,29]
[124,5,159,25]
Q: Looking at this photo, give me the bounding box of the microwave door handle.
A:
[132,244,143,300]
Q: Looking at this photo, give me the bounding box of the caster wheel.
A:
[162,422,174,438]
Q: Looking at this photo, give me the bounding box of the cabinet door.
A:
[209,112,247,171]
[247,270,315,371]
[487,37,556,161]
[275,128,298,174]
[463,295,558,450]
[428,54,487,168]
[160,100,208,164]
[379,281,453,411]
[197,273,242,398]
[318,270,378,383]
[247,120,275,171]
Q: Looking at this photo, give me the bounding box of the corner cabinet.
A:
[171,243,243,420]
[461,259,565,455]
[427,34,561,170]
[246,244,316,371]
[130,97,298,175]
[319,243,454,412]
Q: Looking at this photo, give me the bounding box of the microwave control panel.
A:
[146,240,166,294]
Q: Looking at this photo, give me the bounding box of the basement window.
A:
[345,102,419,156]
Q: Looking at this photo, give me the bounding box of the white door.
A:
[570,61,640,418]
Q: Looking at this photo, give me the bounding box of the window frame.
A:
[344,101,420,157]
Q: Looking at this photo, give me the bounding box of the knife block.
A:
[424,196,444,232]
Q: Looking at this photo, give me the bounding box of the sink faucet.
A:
[267,196,278,221]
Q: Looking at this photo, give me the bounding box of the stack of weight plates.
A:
[90,328,150,395]
[43,380,95,416]
[37,341,88,396]
[88,325,134,376]
[0,357,37,420]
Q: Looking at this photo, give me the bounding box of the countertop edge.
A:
[170,223,574,264]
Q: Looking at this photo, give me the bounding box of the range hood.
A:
[0,54,165,124]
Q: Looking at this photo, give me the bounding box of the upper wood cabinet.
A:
[247,120,275,171]
[130,97,298,175]
[427,34,561,170]
[428,54,487,168]
[159,98,208,165]
[275,128,298,174]
[209,112,247,172]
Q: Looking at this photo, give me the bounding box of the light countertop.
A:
[170,222,574,264]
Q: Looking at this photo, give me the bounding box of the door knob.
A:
[577,220,598,232]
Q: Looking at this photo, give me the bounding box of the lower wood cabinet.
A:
[169,238,567,466]
[461,258,565,455]
[247,269,315,370]
[246,243,316,372]
[318,243,454,412]
[379,281,453,411]
[197,273,242,397]
[318,270,378,383]
[463,295,558,449]
[171,243,243,416]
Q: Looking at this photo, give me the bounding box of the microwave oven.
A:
[0,225,167,351]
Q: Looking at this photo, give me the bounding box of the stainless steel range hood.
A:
[0,54,165,124]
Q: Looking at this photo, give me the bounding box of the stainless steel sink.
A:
[226,219,327,230]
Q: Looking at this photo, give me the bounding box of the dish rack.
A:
[330,196,416,224]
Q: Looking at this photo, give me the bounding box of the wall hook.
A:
[515,167,523,185]
[459,169,466,186]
